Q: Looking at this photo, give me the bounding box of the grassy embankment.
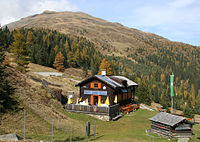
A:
[1,63,200,141]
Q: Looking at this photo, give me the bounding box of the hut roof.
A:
[149,112,186,126]
[75,75,138,89]
[109,76,138,86]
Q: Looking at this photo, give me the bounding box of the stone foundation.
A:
[89,114,110,121]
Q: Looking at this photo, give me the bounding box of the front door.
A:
[94,96,98,106]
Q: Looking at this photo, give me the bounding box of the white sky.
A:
[1,0,200,46]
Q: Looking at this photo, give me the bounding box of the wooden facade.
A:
[65,75,138,120]
[149,112,194,138]
[75,75,138,106]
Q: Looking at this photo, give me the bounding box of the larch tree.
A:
[190,84,196,106]
[98,58,113,75]
[26,30,33,44]
[9,29,29,73]
[53,51,65,72]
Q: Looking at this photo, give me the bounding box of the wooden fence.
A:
[65,104,119,119]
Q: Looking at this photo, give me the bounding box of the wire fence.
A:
[20,109,98,142]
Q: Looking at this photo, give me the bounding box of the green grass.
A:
[58,109,182,142]
[4,102,200,142]
[60,108,200,142]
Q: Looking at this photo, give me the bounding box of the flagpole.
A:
[171,95,173,113]
[170,74,174,114]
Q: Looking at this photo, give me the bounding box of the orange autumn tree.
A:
[53,51,65,72]
[98,58,113,75]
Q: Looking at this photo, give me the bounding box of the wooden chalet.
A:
[149,112,194,138]
[65,71,138,120]
[75,75,138,106]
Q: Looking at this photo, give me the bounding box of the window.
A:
[90,82,101,89]
[94,83,98,88]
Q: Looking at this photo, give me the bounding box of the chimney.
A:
[101,69,106,76]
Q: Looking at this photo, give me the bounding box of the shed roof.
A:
[149,112,186,126]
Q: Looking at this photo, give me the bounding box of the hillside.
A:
[6,10,172,57]
[0,58,88,140]
[3,11,200,118]
[1,54,200,141]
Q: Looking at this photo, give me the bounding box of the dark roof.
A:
[149,112,186,126]
[109,76,138,86]
[75,75,138,89]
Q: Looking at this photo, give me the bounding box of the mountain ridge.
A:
[6,10,179,57]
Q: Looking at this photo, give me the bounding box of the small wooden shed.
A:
[149,112,194,138]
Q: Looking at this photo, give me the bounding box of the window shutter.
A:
[91,83,94,88]
[98,83,101,89]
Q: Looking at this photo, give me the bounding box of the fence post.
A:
[85,122,88,142]
[108,106,110,118]
[51,120,54,142]
[24,109,26,141]
[70,123,72,142]
[57,118,60,129]
[94,121,96,140]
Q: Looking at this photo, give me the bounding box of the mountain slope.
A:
[0,60,86,141]
[6,10,169,56]
[5,10,200,116]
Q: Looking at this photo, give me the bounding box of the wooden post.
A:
[85,122,88,141]
[24,109,26,141]
[94,121,96,139]
[70,123,72,142]
[51,120,54,142]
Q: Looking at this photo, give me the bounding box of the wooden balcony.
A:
[65,104,120,120]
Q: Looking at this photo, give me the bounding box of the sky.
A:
[1,0,200,46]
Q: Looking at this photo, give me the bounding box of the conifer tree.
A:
[26,30,33,44]
[0,28,16,113]
[135,79,151,105]
[190,84,196,106]
[54,45,59,54]
[9,29,29,73]
[183,103,194,118]
[53,51,65,72]
[98,58,113,75]
[0,47,15,113]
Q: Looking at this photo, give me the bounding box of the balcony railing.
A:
[65,104,119,119]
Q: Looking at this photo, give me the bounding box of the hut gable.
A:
[149,112,186,126]
[76,75,138,89]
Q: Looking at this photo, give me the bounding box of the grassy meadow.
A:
[59,109,200,142]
